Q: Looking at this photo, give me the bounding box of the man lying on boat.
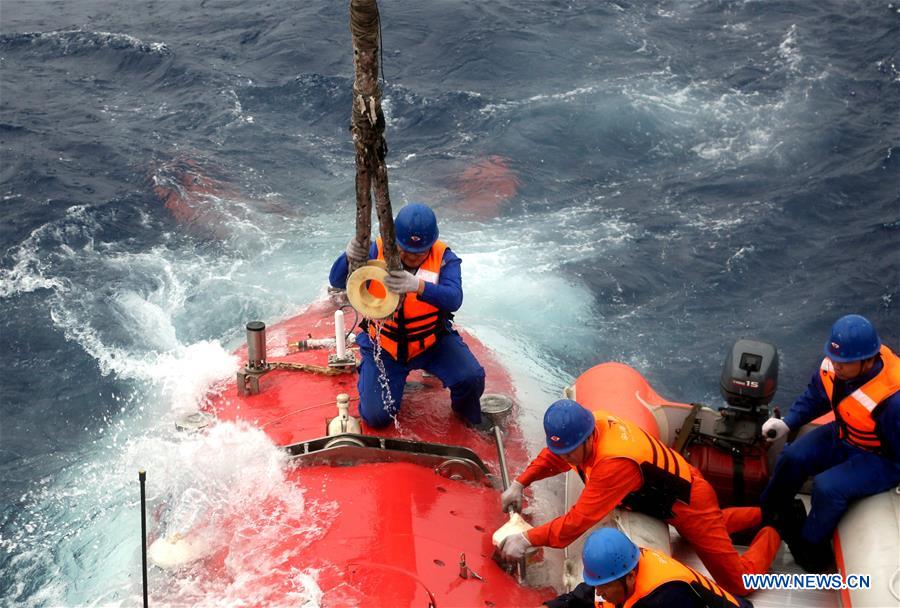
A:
[328,202,487,429]
[498,399,779,596]
[546,528,753,608]
[760,314,900,573]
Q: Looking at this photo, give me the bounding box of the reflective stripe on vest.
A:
[580,411,693,520]
[596,548,741,608]
[367,238,447,362]
[819,345,900,452]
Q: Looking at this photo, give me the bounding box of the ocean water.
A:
[1,0,897,605]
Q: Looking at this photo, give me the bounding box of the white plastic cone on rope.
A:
[346,260,400,319]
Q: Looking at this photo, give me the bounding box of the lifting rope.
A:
[349,0,400,275]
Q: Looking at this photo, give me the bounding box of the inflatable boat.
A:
[147,294,555,607]
[557,340,900,608]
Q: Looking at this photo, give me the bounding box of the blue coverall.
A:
[760,357,900,544]
[329,244,485,428]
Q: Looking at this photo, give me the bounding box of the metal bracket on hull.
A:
[236,365,270,396]
[285,434,492,484]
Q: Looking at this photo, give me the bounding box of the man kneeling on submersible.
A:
[329,202,486,429]
[499,399,780,597]
[545,528,753,608]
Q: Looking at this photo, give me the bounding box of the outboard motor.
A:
[720,338,778,412]
[680,338,779,508]
[717,338,778,443]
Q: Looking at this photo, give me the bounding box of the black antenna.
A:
[139,470,149,608]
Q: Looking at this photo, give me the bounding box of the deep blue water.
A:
[1,0,898,605]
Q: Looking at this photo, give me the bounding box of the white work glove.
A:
[501,481,525,512]
[762,417,790,442]
[499,532,532,561]
[384,269,421,294]
[345,238,368,264]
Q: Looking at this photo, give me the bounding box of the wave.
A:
[0,29,170,57]
[0,419,330,607]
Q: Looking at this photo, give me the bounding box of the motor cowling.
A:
[719,339,778,411]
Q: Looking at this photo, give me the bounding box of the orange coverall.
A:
[517,448,780,596]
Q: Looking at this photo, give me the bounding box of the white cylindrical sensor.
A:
[334,310,346,358]
[246,321,267,369]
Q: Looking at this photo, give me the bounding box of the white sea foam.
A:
[478,84,600,116]
[3,420,330,607]
[725,245,756,273]
[777,24,803,73]
[0,209,80,298]
[0,192,358,603]
[14,29,170,56]
[223,88,255,127]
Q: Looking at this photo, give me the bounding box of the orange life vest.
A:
[366,237,448,362]
[595,547,742,608]
[819,344,900,453]
[579,411,693,520]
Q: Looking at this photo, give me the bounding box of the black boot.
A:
[466,416,495,434]
[788,536,835,573]
[762,498,807,541]
[762,499,835,572]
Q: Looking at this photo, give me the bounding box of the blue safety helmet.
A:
[582,528,641,586]
[543,399,596,455]
[395,203,438,253]
[824,314,881,363]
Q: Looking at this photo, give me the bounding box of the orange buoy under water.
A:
[150,156,298,237]
[454,155,520,219]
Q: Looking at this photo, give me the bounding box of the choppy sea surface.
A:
[1,0,898,605]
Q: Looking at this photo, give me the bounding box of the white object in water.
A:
[148,533,212,569]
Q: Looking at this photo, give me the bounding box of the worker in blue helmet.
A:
[329,203,486,429]
[544,528,752,608]
[760,314,900,572]
[500,399,780,596]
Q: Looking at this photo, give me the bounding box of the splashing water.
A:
[1,415,333,607]
[135,422,334,607]
[370,320,397,426]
